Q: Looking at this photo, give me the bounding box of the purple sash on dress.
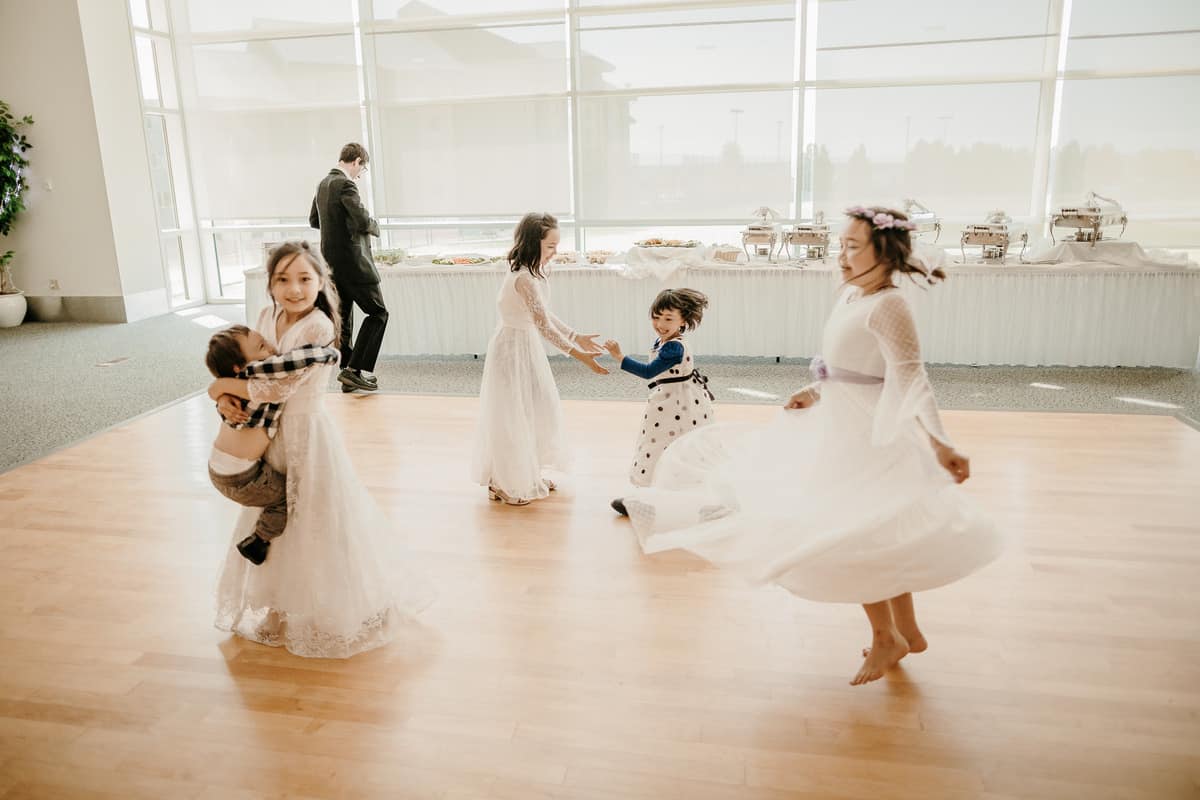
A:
[810,356,884,385]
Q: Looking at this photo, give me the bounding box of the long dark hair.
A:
[507,212,557,279]
[265,240,342,346]
[844,207,946,286]
[651,288,709,332]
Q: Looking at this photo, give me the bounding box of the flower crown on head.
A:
[844,206,917,232]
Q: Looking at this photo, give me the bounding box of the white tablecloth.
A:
[1024,239,1190,269]
[244,262,1200,368]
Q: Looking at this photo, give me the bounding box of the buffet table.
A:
[244,260,1200,368]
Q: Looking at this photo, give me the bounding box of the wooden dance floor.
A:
[1,394,1198,799]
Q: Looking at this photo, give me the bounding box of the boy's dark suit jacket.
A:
[309,169,380,285]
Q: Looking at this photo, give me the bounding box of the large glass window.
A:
[1050,0,1200,245]
[371,23,568,101]
[187,36,361,220]
[371,20,572,217]
[811,83,1043,221]
[150,0,1200,300]
[144,115,179,230]
[1052,76,1200,244]
[379,99,571,217]
[132,0,205,307]
[815,0,1056,48]
[579,91,796,220]
[576,4,797,91]
[373,0,561,19]
[185,0,355,35]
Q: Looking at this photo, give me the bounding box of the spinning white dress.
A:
[215,307,435,658]
[472,269,576,500]
[626,286,1003,604]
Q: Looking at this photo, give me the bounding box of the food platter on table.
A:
[633,238,700,248]
[430,253,498,266]
[553,250,615,265]
[373,249,406,266]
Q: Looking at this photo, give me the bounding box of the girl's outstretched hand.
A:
[932,441,970,483]
[574,333,604,354]
[603,339,623,362]
[785,385,819,410]
[573,349,609,375]
[216,394,250,424]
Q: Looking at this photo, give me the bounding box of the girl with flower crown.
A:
[621,206,1003,686]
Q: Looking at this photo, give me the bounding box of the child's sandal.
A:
[488,485,531,506]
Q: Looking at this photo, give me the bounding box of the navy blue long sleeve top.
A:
[619,339,685,380]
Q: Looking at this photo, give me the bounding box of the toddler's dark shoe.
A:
[237,534,270,565]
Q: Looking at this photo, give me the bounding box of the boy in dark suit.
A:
[309,143,386,393]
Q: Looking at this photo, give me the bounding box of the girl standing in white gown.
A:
[472,213,608,505]
[624,207,1003,685]
[213,241,434,658]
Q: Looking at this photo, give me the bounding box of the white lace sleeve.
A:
[549,311,578,348]
[248,371,308,404]
[514,273,575,354]
[867,292,952,448]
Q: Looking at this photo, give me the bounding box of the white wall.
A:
[0,0,167,321]
[0,0,120,297]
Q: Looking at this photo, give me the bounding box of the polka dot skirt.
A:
[629,339,715,486]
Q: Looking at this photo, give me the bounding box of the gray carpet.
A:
[0,306,243,472]
[368,355,1200,422]
[2,308,1197,474]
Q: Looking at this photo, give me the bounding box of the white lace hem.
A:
[215,603,410,659]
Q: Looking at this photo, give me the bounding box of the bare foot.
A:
[863,629,927,658]
[851,633,909,686]
[255,609,286,646]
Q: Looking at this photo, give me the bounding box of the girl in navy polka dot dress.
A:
[604,289,714,502]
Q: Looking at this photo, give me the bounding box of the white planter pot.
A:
[0,291,27,327]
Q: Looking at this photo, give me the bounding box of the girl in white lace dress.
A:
[212,241,434,658]
[472,213,608,505]
[623,208,1003,685]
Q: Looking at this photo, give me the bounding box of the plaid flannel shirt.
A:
[223,343,340,434]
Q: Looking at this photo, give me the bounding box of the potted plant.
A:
[0,100,34,327]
